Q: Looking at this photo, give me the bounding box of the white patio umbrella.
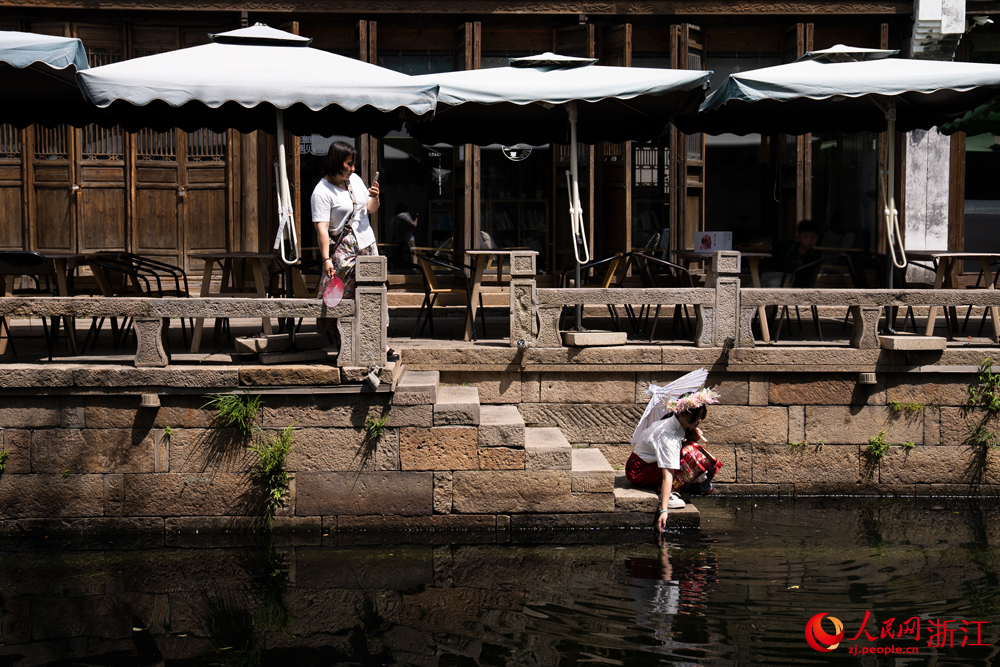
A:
[677,45,1000,290]
[408,54,711,330]
[0,30,106,127]
[77,23,438,265]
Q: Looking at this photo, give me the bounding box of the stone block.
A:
[104,473,124,516]
[728,347,889,367]
[355,287,388,367]
[0,474,104,518]
[389,404,434,427]
[748,374,769,406]
[478,405,525,448]
[133,317,170,367]
[355,255,388,282]
[239,365,341,386]
[769,373,886,405]
[440,371,521,404]
[637,372,749,405]
[805,406,924,445]
[73,366,239,388]
[518,403,644,444]
[394,370,439,405]
[123,473,250,516]
[709,406,789,445]
[341,363,396,384]
[788,406,805,444]
[400,426,478,471]
[571,448,614,492]
[521,373,541,402]
[433,386,480,426]
[452,470,613,513]
[0,396,60,427]
[0,364,73,388]
[151,428,253,473]
[153,429,169,472]
[527,344,660,366]
[711,445,744,483]
[337,514,496,534]
[592,443,632,469]
[525,427,571,470]
[479,447,525,470]
[540,372,634,403]
[924,407,941,446]
[295,471,433,516]
[285,427,399,472]
[880,334,947,350]
[563,330,627,346]
[5,517,163,535]
[613,476,659,512]
[234,332,325,354]
[434,471,452,514]
[1,429,30,473]
[31,429,154,473]
[61,396,85,429]
[712,483,795,496]
[879,446,972,484]
[938,408,996,447]
[751,444,859,483]
[263,393,391,428]
[886,373,976,407]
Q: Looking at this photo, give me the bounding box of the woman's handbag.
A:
[672,440,723,492]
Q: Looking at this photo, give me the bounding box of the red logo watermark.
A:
[805,610,990,655]
[804,613,844,652]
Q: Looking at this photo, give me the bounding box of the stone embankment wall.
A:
[1,345,999,533]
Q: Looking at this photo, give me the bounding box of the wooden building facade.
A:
[0,1,912,277]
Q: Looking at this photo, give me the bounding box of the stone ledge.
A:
[3,517,165,536]
[510,509,698,530]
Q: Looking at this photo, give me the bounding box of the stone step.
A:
[525,427,571,470]
[479,405,525,448]
[434,385,481,426]
[613,473,700,526]
[571,447,614,493]
[394,370,440,405]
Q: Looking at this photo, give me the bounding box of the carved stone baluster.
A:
[133,317,169,368]
[850,306,882,349]
[509,251,536,347]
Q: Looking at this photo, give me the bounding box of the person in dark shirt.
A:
[761,219,822,288]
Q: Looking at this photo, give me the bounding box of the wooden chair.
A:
[773,257,829,341]
[414,255,486,341]
[0,251,63,360]
[628,253,697,342]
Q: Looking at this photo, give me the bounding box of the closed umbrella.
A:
[677,45,1000,291]
[77,23,438,265]
[408,54,712,330]
[0,30,104,127]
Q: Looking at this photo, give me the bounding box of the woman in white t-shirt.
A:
[312,141,380,335]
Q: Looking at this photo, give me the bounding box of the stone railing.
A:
[0,256,389,368]
[524,251,743,348]
[738,288,1000,348]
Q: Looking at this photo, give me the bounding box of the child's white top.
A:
[633,415,684,470]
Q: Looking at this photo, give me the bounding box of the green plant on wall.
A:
[888,401,925,415]
[0,449,7,474]
[203,392,263,439]
[969,358,1000,412]
[163,425,173,437]
[248,426,295,529]
[866,431,891,461]
[364,414,389,442]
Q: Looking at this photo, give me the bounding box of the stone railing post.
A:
[710,250,741,347]
[133,317,170,367]
[354,255,387,367]
[509,251,536,347]
[850,305,882,349]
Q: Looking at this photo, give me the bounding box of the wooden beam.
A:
[0,0,913,15]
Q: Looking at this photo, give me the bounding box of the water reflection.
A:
[3,498,1000,666]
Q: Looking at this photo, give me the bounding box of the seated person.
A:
[760,219,822,288]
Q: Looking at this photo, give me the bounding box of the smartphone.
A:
[372,171,379,185]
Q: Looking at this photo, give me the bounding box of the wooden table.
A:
[188,252,277,353]
[0,252,86,356]
[463,249,537,341]
[675,250,772,342]
[908,250,1000,341]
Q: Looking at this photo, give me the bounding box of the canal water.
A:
[2,497,1000,666]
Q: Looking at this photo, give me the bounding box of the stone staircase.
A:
[394,368,698,527]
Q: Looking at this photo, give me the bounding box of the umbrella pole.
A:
[568,104,590,331]
[274,109,299,349]
[883,108,907,333]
